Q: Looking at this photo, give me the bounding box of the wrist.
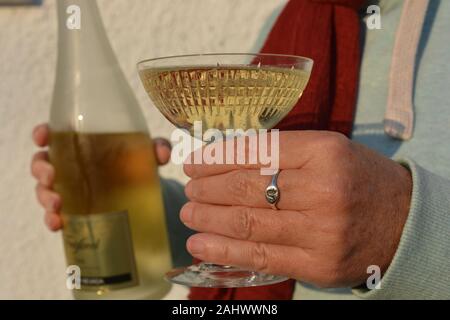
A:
[382,161,413,273]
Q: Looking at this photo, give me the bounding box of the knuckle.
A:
[315,134,355,209]
[227,170,250,205]
[323,174,353,213]
[232,206,256,240]
[250,243,270,273]
[332,184,352,212]
[320,132,352,159]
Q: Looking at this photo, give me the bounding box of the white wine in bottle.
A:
[49,0,171,299]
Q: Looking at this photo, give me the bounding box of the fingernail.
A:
[155,138,172,151]
[187,237,205,255]
[180,203,194,224]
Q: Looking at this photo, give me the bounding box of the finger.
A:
[44,212,63,231]
[31,151,55,187]
[186,233,313,281]
[35,184,61,213]
[185,169,314,210]
[180,202,312,247]
[32,123,50,147]
[153,137,172,166]
[184,131,327,178]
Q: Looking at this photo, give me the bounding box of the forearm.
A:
[353,158,450,299]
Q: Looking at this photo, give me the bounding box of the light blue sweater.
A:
[161,0,450,299]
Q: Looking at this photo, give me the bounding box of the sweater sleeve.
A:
[353,158,450,299]
[160,178,193,268]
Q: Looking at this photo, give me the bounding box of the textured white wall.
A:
[0,0,285,299]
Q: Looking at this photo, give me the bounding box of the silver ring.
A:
[265,170,281,210]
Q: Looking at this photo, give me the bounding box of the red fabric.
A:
[190,0,364,300]
[189,257,295,300]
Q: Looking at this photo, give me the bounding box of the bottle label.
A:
[62,211,138,291]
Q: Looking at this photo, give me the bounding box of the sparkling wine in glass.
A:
[138,53,313,288]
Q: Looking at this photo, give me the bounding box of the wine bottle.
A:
[49,0,172,299]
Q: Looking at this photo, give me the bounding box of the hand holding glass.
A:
[138,53,313,288]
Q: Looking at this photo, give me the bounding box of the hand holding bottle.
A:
[31,123,172,231]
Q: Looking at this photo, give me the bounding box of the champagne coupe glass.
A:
[138,53,313,288]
